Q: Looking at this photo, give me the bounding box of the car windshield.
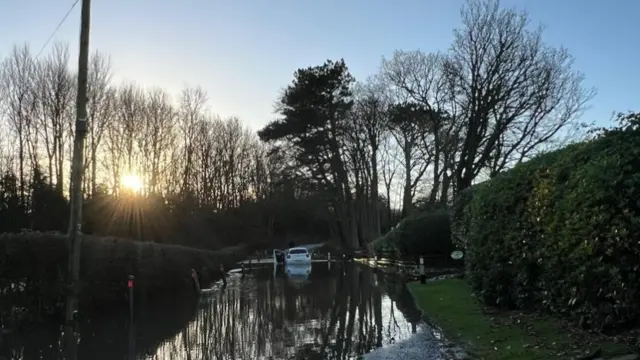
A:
[288,249,307,254]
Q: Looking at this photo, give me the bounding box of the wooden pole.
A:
[65,0,91,326]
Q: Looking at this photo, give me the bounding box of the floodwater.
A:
[1,262,432,360]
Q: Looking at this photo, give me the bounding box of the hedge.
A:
[371,209,454,262]
[450,183,484,250]
[463,125,640,331]
[0,231,249,321]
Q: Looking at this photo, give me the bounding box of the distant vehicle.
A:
[285,247,312,264]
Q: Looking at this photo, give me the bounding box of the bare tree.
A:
[349,77,390,241]
[104,83,145,194]
[219,117,244,208]
[143,88,176,195]
[85,51,114,196]
[193,115,218,205]
[178,86,208,195]
[33,43,75,194]
[0,41,339,249]
[379,133,399,226]
[0,44,37,204]
[446,0,595,191]
[386,101,432,217]
[118,83,146,175]
[379,50,461,204]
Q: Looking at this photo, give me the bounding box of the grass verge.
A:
[408,279,631,360]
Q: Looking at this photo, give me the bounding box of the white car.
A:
[285,247,312,264]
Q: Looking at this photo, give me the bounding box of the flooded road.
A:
[1,262,433,359]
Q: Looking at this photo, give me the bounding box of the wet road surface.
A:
[1,262,455,359]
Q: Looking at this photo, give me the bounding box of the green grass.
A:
[408,279,629,360]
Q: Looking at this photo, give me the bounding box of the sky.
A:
[1,0,638,131]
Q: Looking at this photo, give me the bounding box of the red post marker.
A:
[128,275,135,322]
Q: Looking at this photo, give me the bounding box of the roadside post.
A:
[127,275,136,360]
[419,257,426,284]
[191,269,201,295]
[220,264,227,287]
[128,275,135,321]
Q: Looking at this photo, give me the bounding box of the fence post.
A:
[128,275,135,321]
[419,257,426,284]
[191,269,201,294]
[220,264,227,287]
[127,274,136,360]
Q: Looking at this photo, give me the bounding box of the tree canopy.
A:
[0,0,600,251]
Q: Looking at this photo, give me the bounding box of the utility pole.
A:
[65,0,91,326]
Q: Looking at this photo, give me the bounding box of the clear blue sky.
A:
[2,0,638,130]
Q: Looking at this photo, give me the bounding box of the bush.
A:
[450,183,485,249]
[0,232,249,320]
[463,122,640,331]
[371,209,454,261]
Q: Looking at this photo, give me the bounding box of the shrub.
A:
[463,122,640,331]
[450,183,485,249]
[371,209,454,261]
[0,232,248,320]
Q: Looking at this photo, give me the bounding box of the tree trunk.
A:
[370,151,381,239]
[91,146,98,196]
[402,147,412,218]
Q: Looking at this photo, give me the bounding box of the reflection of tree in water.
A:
[0,264,422,360]
[148,264,421,360]
[0,294,200,360]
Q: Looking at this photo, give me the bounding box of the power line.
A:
[35,0,80,59]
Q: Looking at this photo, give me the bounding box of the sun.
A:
[121,174,143,192]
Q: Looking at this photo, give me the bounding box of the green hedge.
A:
[464,126,640,331]
[371,209,454,260]
[450,183,484,250]
[0,232,248,320]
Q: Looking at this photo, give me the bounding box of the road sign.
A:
[451,250,464,260]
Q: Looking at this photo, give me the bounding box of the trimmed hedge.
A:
[450,183,484,249]
[0,232,248,320]
[371,209,454,261]
[463,125,640,331]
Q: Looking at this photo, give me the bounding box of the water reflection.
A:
[1,263,423,360]
[284,263,312,283]
[150,263,421,359]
